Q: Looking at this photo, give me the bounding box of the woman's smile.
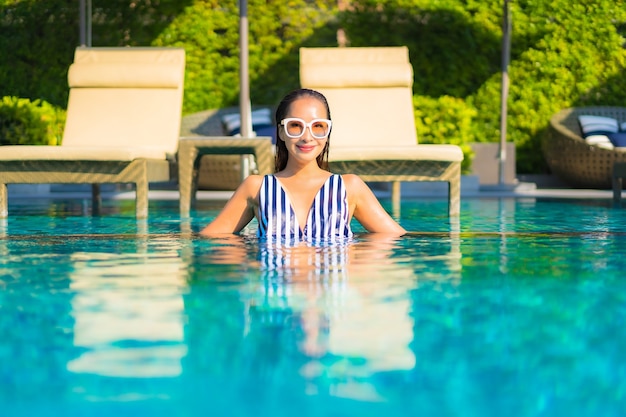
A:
[296,143,317,152]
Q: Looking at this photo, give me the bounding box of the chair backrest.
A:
[299,46,417,149]
[62,47,186,157]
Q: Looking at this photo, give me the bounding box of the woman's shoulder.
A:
[338,173,374,203]
[338,173,366,188]
[239,174,266,194]
[243,173,266,182]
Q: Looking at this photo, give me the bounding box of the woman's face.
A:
[279,96,329,166]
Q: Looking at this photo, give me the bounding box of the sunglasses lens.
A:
[285,120,305,137]
[310,120,330,138]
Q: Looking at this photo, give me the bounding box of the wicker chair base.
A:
[330,159,461,216]
[197,155,245,191]
[0,159,171,218]
[544,107,626,189]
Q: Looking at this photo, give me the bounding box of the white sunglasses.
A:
[280,118,332,139]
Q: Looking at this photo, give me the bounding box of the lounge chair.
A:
[299,46,464,216]
[545,106,626,189]
[0,46,186,218]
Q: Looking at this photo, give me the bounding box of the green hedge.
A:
[1,0,625,174]
[0,96,66,146]
[152,0,338,113]
[0,0,193,107]
[414,95,476,173]
[469,0,626,173]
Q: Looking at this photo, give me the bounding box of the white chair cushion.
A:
[0,146,169,161]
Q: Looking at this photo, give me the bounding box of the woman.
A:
[200,88,406,239]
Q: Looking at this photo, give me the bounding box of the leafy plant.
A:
[414,95,476,173]
[0,96,66,146]
[152,0,338,114]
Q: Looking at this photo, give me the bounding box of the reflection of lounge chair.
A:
[299,46,464,216]
[0,47,186,218]
[545,106,626,189]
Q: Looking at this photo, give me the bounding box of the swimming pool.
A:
[1,196,625,416]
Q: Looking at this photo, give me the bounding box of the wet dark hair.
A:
[274,88,331,172]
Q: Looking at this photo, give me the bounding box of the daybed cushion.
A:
[585,135,614,149]
[300,46,413,88]
[608,132,626,148]
[330,145,464,162]
[300,64,413,88]
[578,115,620,137]
[68,62,183,88]
[0,146,169,161]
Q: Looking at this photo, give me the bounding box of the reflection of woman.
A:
[259,239,349,282]
[188,233,413,399]
[196,233,403,282]
[201,88,406,240]
[248,233,414,399]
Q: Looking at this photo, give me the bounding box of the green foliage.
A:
[153,0,338,113]
[0,0,192,107]
[338,0,502,98]
[414,95,475,173]
[1,0,625,173]
[468,0,626,173]
[0,0,78,106]
[0,96,66,146]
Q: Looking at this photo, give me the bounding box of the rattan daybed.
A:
[544,106,626,189]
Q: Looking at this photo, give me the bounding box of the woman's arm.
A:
[199,175,262,236]
[343,174,407,235]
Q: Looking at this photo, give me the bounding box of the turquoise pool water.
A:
[1,196,626,416]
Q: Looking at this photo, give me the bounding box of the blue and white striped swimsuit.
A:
[257,174,353,243]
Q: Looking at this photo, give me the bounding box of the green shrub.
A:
[0,0,193,107]
[0,96,66,146]
[414,95,475,173]
[152,0,338,114]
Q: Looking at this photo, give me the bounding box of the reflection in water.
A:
[187,233,462,402]
[259,238,350,280]
[260,236,417,400]
[67,237,188,385]
[0,228,461,410]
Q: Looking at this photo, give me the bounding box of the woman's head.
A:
[274,88,331,172]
